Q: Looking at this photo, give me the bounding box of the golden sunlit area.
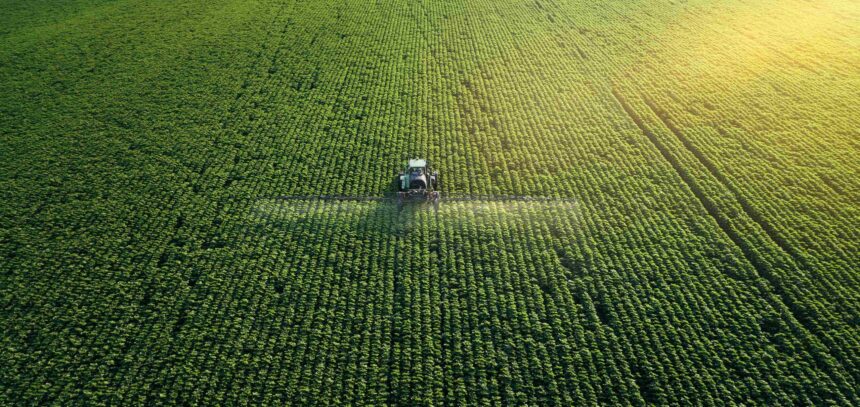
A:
[1,0,858,404]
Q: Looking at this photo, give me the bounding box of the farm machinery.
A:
[397,158,440,206]
[263,157,577,211]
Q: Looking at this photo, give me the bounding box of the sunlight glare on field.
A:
[661,0,859,82]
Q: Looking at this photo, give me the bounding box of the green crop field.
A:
[1,0,858,405]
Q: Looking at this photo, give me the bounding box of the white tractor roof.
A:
[408,159,427,168]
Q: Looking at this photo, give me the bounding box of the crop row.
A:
[1,0,857,405]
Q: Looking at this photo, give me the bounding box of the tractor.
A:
[397,158,440,206]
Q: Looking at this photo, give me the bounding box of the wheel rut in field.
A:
[611,88,757,268]
[608,88,845,369]
[634,95,859,388]
[638,97,814,271]
[612,88,860,395]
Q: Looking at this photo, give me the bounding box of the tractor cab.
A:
[400,159,434,191]
[397,158,439,204]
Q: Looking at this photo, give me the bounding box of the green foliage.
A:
[1,0,857,405]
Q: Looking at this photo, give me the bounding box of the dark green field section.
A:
[1,0,858,405]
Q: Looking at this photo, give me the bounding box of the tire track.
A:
[640,97,814,272]
[610,87,856,396]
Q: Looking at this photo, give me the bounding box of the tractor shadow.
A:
[246,171,444,238]
[246,197,440,240]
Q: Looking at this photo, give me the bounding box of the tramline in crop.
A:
[1,0,857,405]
